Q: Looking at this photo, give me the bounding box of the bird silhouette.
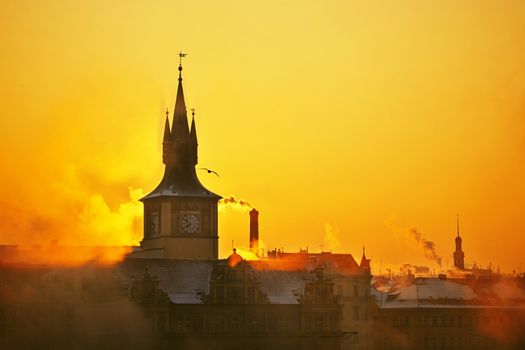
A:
[200,168,220,177]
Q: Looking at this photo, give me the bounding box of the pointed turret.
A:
[162,109,175,165]
[189,109,198,165]
[163,109,172,143]
[360,246,371,272]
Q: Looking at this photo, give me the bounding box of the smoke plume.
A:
[323,223,342,252]
[219,195,254,212]
[408,228,442,266]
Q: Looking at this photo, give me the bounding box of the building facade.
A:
[129,254,343,350]
[373,276,525,350]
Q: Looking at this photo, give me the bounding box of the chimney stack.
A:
[249,209,259,255]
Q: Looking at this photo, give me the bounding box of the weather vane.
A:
[178,51,187,66]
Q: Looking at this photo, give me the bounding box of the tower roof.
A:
[142,58,220,200]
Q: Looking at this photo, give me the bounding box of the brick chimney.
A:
[249,209,259,255]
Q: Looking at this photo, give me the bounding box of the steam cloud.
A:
[0,164,144,265]
[219,195,254,212]
[408,228,442,266]
[323,223,342,252]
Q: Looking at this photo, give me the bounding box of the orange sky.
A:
[1,1,525,272]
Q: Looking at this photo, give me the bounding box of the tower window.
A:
[337,285,343,296]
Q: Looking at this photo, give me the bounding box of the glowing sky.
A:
[1,0,525,271]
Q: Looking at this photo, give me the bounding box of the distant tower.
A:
[138,54,221,259]
[453,214,465,270]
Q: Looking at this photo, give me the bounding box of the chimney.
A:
[249,209,259,255]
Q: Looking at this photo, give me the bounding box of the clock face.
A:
[150,212,160,236]
[180,212,201,234]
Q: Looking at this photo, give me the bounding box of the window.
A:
[209,320,217,332]
[230,316,240,332]
[337,285,343,296]
[216,287,224,304]
[353,285,358,297]
[184,315,191,331]
[353,306,359,321]
[329,315,337,331]
[315,315,324,333]
[247,288,255,303]
[304,313,313,331]
[157,312,167,332]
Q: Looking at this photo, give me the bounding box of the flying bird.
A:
[200,168,220,177]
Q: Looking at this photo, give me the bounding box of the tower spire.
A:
[456,213,460,237]
[172,51,190,142]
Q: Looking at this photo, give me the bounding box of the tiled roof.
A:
[118,259,312,305]
[374,277,525,309]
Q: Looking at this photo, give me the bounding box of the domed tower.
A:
[453,214,465,270]
[139,55,221,259]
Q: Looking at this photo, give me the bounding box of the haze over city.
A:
[1,0,525,272]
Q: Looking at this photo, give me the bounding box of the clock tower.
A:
[138,59,221,260]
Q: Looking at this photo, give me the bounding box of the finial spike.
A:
[178,51,187,81]
[165,108,169,118]
[191,108,196,118]
[456,213,460,237]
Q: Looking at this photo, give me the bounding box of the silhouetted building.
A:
[137,60,221,260]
